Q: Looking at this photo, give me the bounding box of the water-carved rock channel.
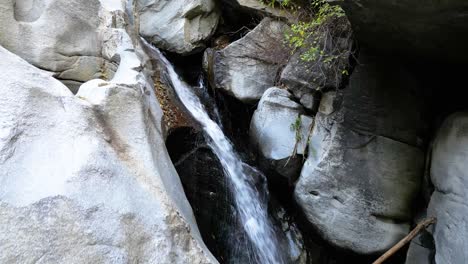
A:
[144,40,293,264]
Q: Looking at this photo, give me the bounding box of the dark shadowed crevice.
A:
[211,0,264,46]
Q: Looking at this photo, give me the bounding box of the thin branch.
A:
[372,217,437,264]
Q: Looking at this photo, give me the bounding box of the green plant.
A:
[290,115,302,142]
[281,0,353,90]
[285,0,346,61]
[260,0,293,8]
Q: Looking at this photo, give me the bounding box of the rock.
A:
[298,92,317,111]
[220,0,294,21]
[338,0,468,62]
[280,16,353,95]
[421,112,468,263]
[148,60,195,134]
[204,18,291,102]
[274,207,308,264]
[405,231,435,264]
[0,0,123,92]
[137,0,220,55]
[250,87,313,182]
[294,53,426,254]
[0,16,216,264]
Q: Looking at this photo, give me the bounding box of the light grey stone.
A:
[0,20,216,264]
[204,18,291,102]
[424,112,468,264]
[0,0,120,88]
[137,0,220,55]
[228,0,294,20]
[299,92,316,111]
[405,233,434,264]
[250,87,313,182]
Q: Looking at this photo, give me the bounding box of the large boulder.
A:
[250,87,313,182]
[137,0,220,55]
[294,53,426,254]
[0,0,123,92]
[338,0,468,62]
[0,6,216,263]
[414,112,468,264]
[203,18,291,102]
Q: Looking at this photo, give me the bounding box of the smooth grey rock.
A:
[424,112,468,264]
[0,0,119,88]
[299,92,316,111]
[406,243,433,264]
[250,87,313,182]
[204,18,291,102]
[294,53,426,254]
[405,230,435,264]
[339,0,468,62]
[137,0,220,55]
[0,23,216,264]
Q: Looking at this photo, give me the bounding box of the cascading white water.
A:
[142,40,284,264]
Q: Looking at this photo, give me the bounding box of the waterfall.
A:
[142,39,285,264]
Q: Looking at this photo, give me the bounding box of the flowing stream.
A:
[143,40,284,264]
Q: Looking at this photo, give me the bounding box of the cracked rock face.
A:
[294,53,426,254]
[423,112,468,264]
[0,0,124,93]
[137,0,220,55]
[0,1,216,263]
[203,18,291,103]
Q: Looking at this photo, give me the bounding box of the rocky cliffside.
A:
[1,0,467,263]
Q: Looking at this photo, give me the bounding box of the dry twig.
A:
[372,217,436,264]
